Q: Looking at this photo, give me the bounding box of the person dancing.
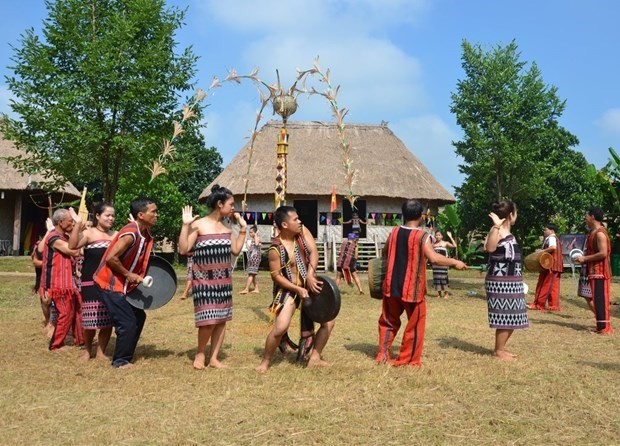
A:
[68,203,117,361]
[178,185,247,369]
[483,200,528,361]
[240,225,261,294]
[376,200,466,367]
[335,233,364,294]
[431,230,457,298]
[255,206,331,373]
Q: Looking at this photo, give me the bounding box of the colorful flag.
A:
[330,184,337,212]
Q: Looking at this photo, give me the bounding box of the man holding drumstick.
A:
[255,206,333,373]
[94,197,158,368]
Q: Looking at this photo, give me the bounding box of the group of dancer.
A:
[33,186,613,371]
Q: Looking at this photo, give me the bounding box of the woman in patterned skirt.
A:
[239,225,261,294]
[68,203,116,361]
[432,230,457,298]
[178,185,247,370]
[483,200,528,361]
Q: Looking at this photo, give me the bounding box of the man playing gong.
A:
[255,206,333,373]
[529,223,563,311]
[94,197,158,368]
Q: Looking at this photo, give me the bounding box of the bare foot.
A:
[255,360,270,374]
[251,289,260,294]
[45,324,55,338]
[180,295,188,300]
[239,290,249,295]
[193,352,206,370]
[80,350,92,361]
[209,359,228,369]
[493,350,517,361]
[307,356,331,367]
[358,290,365,295]
[118,362,135,369]
[95,352,110,361]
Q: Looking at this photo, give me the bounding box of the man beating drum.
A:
[255,206,335,373]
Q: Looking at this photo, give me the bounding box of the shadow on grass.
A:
[437,336,493,356]
[250,306,271,323]
[251,346,301,367]
[529,318,590,332]
[561,297,590,310]
[577,360,620,372]
[344,343,377,359]
[135,343,176,359]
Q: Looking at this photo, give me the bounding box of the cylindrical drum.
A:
[523,251,553,272]
[367,257,386,300]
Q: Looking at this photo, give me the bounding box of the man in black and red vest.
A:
[574,207,613,334]
[94,197,157,368]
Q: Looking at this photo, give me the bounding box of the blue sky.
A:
[1,0,618,194]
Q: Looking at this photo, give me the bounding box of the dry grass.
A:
[0,259,619,445]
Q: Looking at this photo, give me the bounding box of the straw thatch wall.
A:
[0,133,80,254]
[200,121,455,206]
[0,133,80,196]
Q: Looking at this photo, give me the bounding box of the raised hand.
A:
[69,207,82,225]
[233,212,247,229]
[182,205,198,225]
[45,217,54,232]
[489,212,505,227]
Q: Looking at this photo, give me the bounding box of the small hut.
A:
[0,133,80,255]
[200,121,454,243]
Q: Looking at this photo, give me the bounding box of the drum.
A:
[367,257,386,300]
[523,251,553,272]
[301,275,341,323]
[127,256,177,310]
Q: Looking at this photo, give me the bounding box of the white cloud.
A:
[197,0,429,33]
[596,108,620,134]
[391,115,463,194]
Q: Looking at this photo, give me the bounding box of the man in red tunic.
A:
[376,199,467,367]
[94,198,157,367]
[41,209,83,350]
[529,223,563,311]
[574,207,613,334]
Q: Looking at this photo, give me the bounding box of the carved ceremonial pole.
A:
[274,127,289,209]
[272,93,298,209]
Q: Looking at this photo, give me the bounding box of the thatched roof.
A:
[200,121,455,204]
[0,133,80,197]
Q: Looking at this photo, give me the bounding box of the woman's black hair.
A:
[491,200,516,220]
[206,184,233,210]
[92,202,114,224]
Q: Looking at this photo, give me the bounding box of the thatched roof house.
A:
[200,121,454,241]
[0,133,80,255]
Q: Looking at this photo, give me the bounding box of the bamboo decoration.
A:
[149,87,208,182]
[77,186,88,222]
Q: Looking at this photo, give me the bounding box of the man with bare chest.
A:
[255,206,334,373]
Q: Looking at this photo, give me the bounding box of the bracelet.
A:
[492,226,501,230]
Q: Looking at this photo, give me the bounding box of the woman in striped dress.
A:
[239,225,261,294]
[68,203,117,361]
[432,230,457,298]
[483,200,528,361]
[178,185,247,370]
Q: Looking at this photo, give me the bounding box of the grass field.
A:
[0,258,618,445]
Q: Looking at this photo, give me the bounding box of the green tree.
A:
[114,122,222,245]
[451,40,598,249]
[1,0,199,203]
